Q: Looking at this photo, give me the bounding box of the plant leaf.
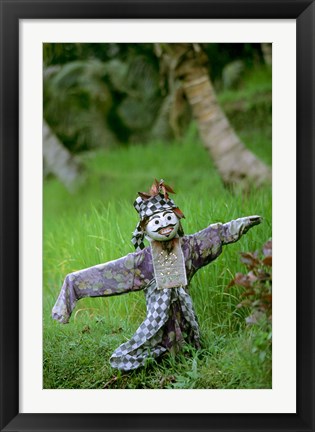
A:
[240,252,260,269]
[233,272,252,288]
[262,256,272,267]
[263,240,272,257]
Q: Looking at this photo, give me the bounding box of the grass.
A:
[218,65,272,104]
[219,65,272,166]
[43,66,272,389]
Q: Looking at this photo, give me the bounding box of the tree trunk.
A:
[261,43,272,66]
[43,120,84,191]
[158,44,271,190]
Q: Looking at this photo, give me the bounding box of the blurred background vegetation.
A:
[43,43,272,390]
[43,42,272,190]
[44,43,270,148]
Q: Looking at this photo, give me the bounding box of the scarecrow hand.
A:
[220,215,263,245]
[248,215,263,226]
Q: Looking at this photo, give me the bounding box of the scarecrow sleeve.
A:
[219,216,262,244]
[52,249,152,324]
[188,216,262,270]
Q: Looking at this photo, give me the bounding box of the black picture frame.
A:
[1,1,314,431]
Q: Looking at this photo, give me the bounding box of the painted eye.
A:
[155,220,159,225]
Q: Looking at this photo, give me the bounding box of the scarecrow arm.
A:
[188,216,262,270]
[220,215,262,244]
[52,250,150,324]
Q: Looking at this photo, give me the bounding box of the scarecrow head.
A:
[132,179,185,251]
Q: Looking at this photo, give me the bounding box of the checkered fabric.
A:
[131,222,145,251]
[132,193,179,251]
[110,281,200,371]
[134,194,177,220]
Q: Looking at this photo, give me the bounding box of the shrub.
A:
[228,239,272,325]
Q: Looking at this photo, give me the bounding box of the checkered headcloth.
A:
[131,179,184,251]
[134,193,177,220]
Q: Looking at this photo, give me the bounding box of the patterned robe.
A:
[52,217,257,370]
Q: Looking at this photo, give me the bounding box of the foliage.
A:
[222,60,245,90]
[216,65,272,167]
[227,240,272,373]
[44,59,117,153]
[228,239,272,325]
[43,44,172,149]
[43,43,270,153]
[202,43,265,82]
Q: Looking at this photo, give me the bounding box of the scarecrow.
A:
[52,179,262,370]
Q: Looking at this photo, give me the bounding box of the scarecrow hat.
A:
[131,179,184,251]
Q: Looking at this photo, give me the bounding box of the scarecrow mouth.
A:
[158,226,174,236]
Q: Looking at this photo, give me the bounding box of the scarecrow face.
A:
[145,210,180,242]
